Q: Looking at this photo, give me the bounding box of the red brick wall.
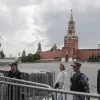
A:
[40,50,63,60]
[77,49,100,61]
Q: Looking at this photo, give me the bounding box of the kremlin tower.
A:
[37,42,42,53]
[63,10,78,61]
[38,10,100,62]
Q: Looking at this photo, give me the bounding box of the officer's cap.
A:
[9,62,17,67]
[71,61,81,67]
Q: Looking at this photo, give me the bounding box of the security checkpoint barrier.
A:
[0,77,100,100]
[0,70,55,87]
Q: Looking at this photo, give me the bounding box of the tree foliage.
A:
[22,50,26,57]
[0,50,5,58]
[88,52,100,62]
[21,50,27,63]
[21,53,40,63]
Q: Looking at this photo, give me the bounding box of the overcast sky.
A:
[0,0,100,57]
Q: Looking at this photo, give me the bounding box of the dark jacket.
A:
[70,72,89,93]
[8,69,22,79]
[8,69,23,100]
[97,69,100,94]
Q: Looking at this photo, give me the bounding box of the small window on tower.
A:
[69,30,72,33]
[71,27,74,29]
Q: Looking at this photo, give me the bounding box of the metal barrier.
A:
[0,76,100,100]
[0,76,52,100]
[0,70,55,87]
[0,76,51,88]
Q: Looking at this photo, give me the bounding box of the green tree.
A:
[21,50,27,63]
[88,55,92,62]
[26,53,40,63]
[33,53,40,61]
[91,53,94,61]
[94,54,98,62]
[21,56,27,63]
[21,52,40,63]
[0,50,5,58]
[27,53,34,63]
[22,50,26,57]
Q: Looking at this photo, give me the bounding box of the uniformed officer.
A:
[8,62,23,100]
[70,61,90,100]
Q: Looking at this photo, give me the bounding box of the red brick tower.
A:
[63,10,78,62]
[37,42,42,53]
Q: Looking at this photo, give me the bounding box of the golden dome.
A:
[98,42,100,45]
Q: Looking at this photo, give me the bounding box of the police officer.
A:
[70,62,90,100]
[8,62,23,100]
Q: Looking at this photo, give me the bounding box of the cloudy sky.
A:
[0,0,100,57]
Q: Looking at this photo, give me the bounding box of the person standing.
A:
[8,62,22,79]
[54,63,68,100]
[8,62,23,100]
[97,69,100,100]
[70,61,90,100]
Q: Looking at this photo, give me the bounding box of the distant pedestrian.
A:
[70,61,90,100]
[54,63,68,100]
[8,62,23,100]
[97,69,100,100]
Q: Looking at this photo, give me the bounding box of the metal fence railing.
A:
[0,70,55,87]
[0,76,52,100]
[0,76,51,88]
[0,76,100,100]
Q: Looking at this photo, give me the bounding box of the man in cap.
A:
[70,61,90,100]
[8,62,23,100]
[8,62,22,79]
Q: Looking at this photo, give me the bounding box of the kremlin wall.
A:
[37,10,100,62]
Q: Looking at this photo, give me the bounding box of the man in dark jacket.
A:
[70,62,90,100]
[8,62,22,79]
[8,62,22,100]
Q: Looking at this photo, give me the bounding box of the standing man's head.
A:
[60,63,65,71]
[71,62,81,72]
[9,62,17,72]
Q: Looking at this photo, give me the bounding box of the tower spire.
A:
[70,10,73,21]
[37,42,42,53]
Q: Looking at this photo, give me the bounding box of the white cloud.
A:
[0,0,100,57]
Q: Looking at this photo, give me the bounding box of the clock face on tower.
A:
[69,30,72,34]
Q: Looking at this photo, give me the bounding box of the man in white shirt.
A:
[54,63,68,100]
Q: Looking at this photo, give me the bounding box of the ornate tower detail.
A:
[67,10,75,37]
[53,43,57,52]
[50,43,57,52]
[63,10,78,62]
[37,42,42,53]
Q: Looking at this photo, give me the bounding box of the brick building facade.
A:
[37,10,100,62]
